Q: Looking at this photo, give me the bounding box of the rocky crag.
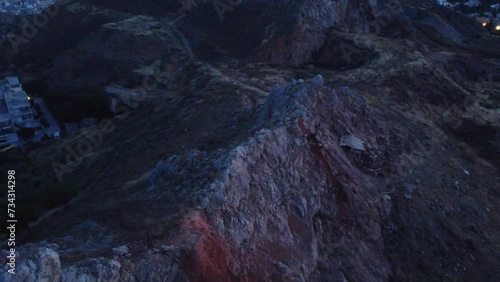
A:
[2,76,397,281]
[1,0,499,281]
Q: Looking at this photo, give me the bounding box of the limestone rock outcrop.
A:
[2,76,395,281]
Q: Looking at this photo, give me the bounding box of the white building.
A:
[0,76,38,148]
[0,106,18,148]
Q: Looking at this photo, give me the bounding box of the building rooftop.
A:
[0,111,10,122]
[0,77,31,110]
[7,76,20,88]
[0,96,10,120]
[4,91,30,109]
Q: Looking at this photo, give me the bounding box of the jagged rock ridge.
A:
[1,76,396,281]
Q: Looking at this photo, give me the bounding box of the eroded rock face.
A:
[2,76,393,281]
[178,0,408,66]
[1,243,185,282]
[1,247,61,282]
[200,76,392,280]
[3,1,499,282]
[2,0,411,91]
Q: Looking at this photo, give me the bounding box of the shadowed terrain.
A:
[0,0,499,281]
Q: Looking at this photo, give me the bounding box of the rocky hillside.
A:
[1,0,499,281]
[2,76,397,281]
